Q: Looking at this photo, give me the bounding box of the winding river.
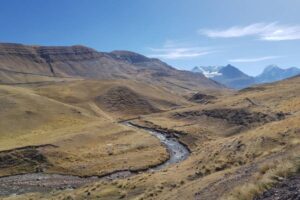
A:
[0,122,190,196]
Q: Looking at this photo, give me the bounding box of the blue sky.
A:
[1,0,300,76]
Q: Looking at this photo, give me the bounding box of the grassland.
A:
[0,79,185,177]
[1,76,300,200]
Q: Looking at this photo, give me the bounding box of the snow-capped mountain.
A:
[192,65,255,89]
[191,66,223,78]
[191,64,300,89]
[214,65,255,89]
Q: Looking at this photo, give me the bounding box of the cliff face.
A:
[0,43,101,62]
[0,44,103,76]
[0,43,225,93]
[36,45,102,62]
[0,43,53,76]
[0,43,136,80]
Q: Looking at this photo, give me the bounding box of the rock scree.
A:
[174,108,286,127]
[254,174,300,200]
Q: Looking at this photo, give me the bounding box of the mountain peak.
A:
[191,66,203,73]
[263,65,280,73]
[256,65,300,83]
[221,64,242,72]
[191,64,254,89]
[220,64,247,76]
[225,64,235,68]
[192,66,200,71]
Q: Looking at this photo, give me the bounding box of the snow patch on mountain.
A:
[192,66,223,78]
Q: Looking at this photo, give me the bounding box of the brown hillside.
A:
[0,43,225,94]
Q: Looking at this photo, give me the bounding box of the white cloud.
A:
[199,22,300,41]
[148,40,216,59]
[229,56,282,63]
[148,47,213,59]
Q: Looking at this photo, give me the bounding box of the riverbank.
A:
[0,121,190,197]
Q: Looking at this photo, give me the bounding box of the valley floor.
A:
[1,76,300,200]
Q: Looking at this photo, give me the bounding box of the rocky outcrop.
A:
[254,174,300,200]
[95,86,160,115]
[188,92,216,104]
[0,145,56,175]
[173,108,286,127]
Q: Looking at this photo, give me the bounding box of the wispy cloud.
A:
[199,22,300,41]
[148,40,217,59]
[229,56,282,63]
[148,47,214,59]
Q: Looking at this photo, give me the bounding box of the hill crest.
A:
[0,43,225,94]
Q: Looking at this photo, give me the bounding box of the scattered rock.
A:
[254,174,300,200]
[173,108,286,127]
[0,146,49,170]
[188,93,216,104]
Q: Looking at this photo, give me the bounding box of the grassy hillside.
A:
[0,80,178,177]
[6,76,299,200]
[0,43,298,200]
[33,79,190,119]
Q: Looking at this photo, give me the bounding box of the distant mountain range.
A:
[191,65,300,89]
[255,65,300,84]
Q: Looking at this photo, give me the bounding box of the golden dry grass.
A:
[0,80,173,177]
[1,76,300,200]
[33,79,190,119]
[226,154,300,200]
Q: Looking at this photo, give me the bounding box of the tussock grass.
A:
[226,154,300,200]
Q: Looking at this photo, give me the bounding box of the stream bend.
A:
[0,122,190,196]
